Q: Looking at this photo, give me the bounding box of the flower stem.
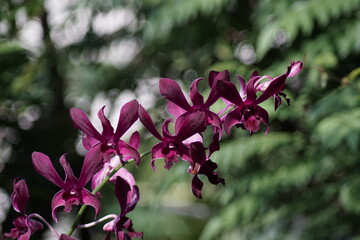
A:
[28,213,60,239]
[66,150,150,236]
[77,214,118,229]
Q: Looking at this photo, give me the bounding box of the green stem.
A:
[66,150,151,236]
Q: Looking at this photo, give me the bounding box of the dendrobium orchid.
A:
[159,71,229,153]
[138,104,206,169]
[103,174,142,240]
[70,100,140,164]
[216,61,302,135]
[32,147,103,222]
[5,179,43,240]
[188,142,225,199]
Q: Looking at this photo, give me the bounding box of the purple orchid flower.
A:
[188,142,225,199]
[159,70,230,154]
[32,147,103,222]
[92,131,140,193]
[5,179,43,240]
[103,173,142,240]
[217,61,302,135]
[138,104,206,170]
[59,234,77,240]
[70,100,140,165]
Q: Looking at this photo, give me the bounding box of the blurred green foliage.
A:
[1,0,360,239]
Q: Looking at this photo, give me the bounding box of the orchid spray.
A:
[4,61,302,239]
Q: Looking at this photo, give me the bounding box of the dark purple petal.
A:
[26,217,43,237]
[32,152,65,189]
[198,160,225,186]
[70,108,103,141]
[114,177,131,217]
[98,106,115,140]
[190,142,206,166]
[59,154,78,187]
[209,131,220,155]
[78,145,104,187]
[164,150,178,169]
[245,76,262,104]
[151,142,167,170]
[175,112,206,141]
[205,70,230,107]
[189,78,204,107]
[81,189,101,219]
[255,74,287,104]
[161,119,174,139]
[254,105,270,134]
[82,136,100,150]
[191,175,203,199]
[216,80,245,107]
[159,78,192,111]
[51,190,66,222]
[11,179,29,215]
[114,100,139,140]
[138,104,163,140]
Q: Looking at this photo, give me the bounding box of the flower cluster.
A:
[4,61,302,239]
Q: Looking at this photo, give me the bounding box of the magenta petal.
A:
[138,104,163,140]
[175,112,206,141]
[129,131,140,150]
[98,106,115,140]
[81,189,101,219]
[51,190,66,222]
[59,154,78,186]
[159,78,192,111]
[223,108,243,135]
[11,179,29,215]
[189,78,204,107]
[167,100,187,118]
[82,136,99,150]
[32,152,65,189]
[288,61,303,77]
[237,75,247,99]
[70,108,103,140]
[114,100,139,140]
[117,141,140,166]
[78,145,104,187]
[216,80,245,107]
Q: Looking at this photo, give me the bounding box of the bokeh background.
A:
[1,0,360,239]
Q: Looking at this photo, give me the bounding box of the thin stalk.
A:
[29,213,60,239]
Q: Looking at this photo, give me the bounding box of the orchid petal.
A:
[216,80,245,107]
[11,179,29,215]
[59,154,78,187]
[205,70,229,107]
[255,74,287,104]
[288,61,303,77]
[138,104,163,140]
[117,141,140,166]
[81,189,101,219]
[51,190,66,222]
[191,175,203,199]
[32,152,65,189]
[70,108,103,141]
[114,100,139,140]
[223,108,243,135]
[159,78,192,111]
[175,112,206,141]
[129,131,140,150]
[78,145,104,187]
[167,100,187,118]
[189,78,204,107]
[190,142,206,166]
[115,177,131,217]
[98,106,114,140]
